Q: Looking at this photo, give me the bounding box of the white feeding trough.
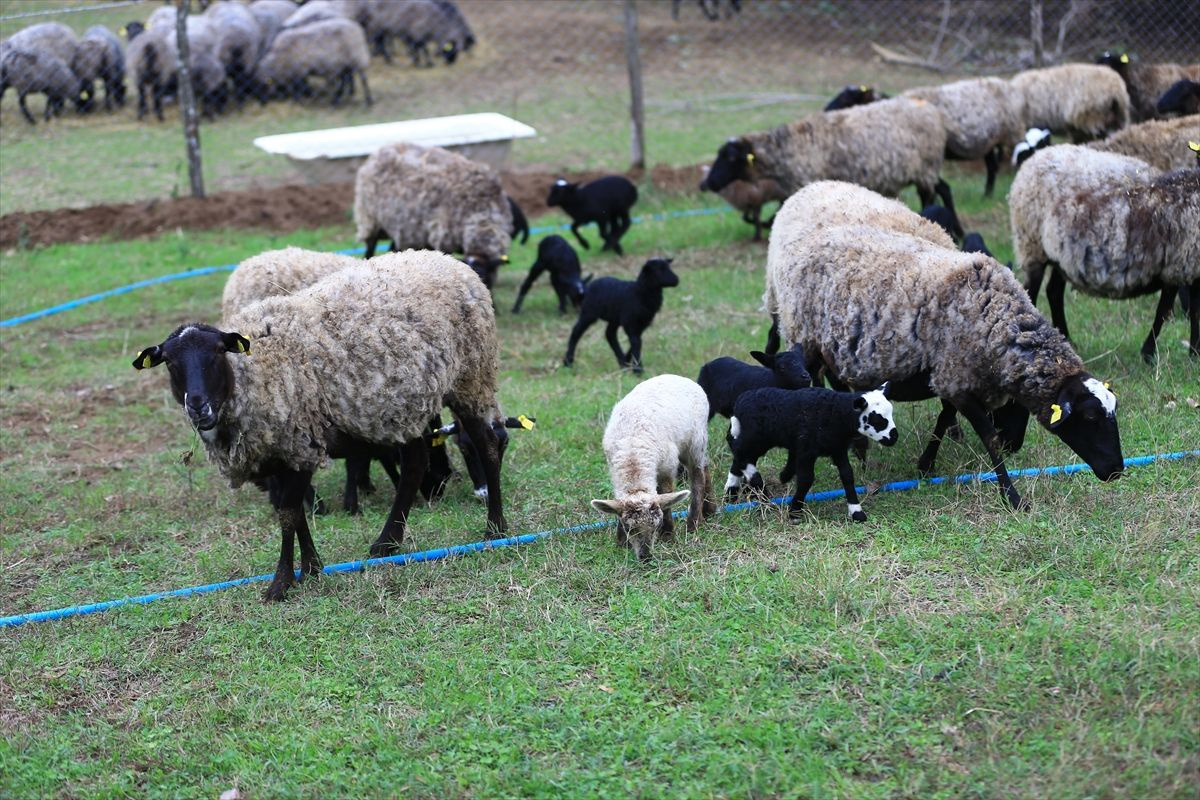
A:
[253,112,538,183]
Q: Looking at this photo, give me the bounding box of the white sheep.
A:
[1010,64,1131,141]
[134,249,506,601]
[221,246,360,321]
[590,374,715,561]
[1088,114,1200,171]
[1010,144,1199,360]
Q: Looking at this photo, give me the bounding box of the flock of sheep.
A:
[121,39,1199,599]
[0,0,473,124]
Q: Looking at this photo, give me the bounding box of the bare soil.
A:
[0,163,704,249]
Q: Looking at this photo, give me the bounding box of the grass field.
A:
[2,161,1199,798]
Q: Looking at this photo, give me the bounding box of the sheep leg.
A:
[764,315,781,355]
[787,460,817,523]
[369,439,429,557]
[609,214,630,255]
[1140,286,1179,363]
[625,330,644,374]
[983,147,1000,198]
[357,69,373,107]
[17,91,36,124]
[1045,267,1071,340]
[266,469,321,601]
[512,263,546,313]
[456,414,507,538]
[136,83,148,120]
[563,313,597,366]
[363,230,385,259]
[685,462,709,532]
[955,396,1028,510]
[342,457,370,515]
[750,207,764,241]
[1188,280,1200,357]
[917,400,961,477]
[1023,260,1048,304]
[933,179,964,241]
[602,321,626,368]
[569,222,591,250]
[656,475,677,538]
[832,451,867,522]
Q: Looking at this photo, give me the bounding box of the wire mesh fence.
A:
[0,0,1196,214]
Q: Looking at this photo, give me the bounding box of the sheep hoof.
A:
[1140,347,1157,365]
[369,539,402,558]
[312,498,329,516]
[851,511,867,523]
[702,498,718,517]
[263,576,293,602]
[787,509,806,525]
[723,487,741,502]
[747,473,765,492]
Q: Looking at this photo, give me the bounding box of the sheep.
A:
[72,26,125,111]
[203,1,267,105]
[258,16,371,107]
[724,385,897,522]
[354,141,511,287]
[961,232,996,259]
[771,208,1124,511]
[715,176,788,241]
[1010,64,1131,142]
[133,250,507,601]
[280,0,350,31]
[696,347,813,422]
[919,204,962,244]
[563,257,679,374]
[0,47,77,124]
[125,22,226,121]
[361,0,472,66]
[699,97,962,235]
[247,0,299,54]
[1157,79,1200,116]
[590,374,715,561]
[5,22,79,69]
[507,195,529,245]
[824,84,887,111]
[1088,114,1200,171]
[1096,51,1200,122]
[901,77,1026,197]
[511,235,587,315]
[1011,127,1053,168]
[1010,144,1199,361]
[546,176,639,256]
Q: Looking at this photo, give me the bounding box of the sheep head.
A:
[133,323,249,433]
[591,491,690,561]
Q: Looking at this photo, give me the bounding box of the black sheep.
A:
[507,195,530,245]
[563,257,678,374]
[1156,79,1200,116]
[961,232,995,258]
[512,235,587,314]
[725,385,898,522]
[696,346,812,420]
[824,84,887,111]
[546,175,638,255]
[919,203,964,244]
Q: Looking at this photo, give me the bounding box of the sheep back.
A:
[259,16,368,86]
[1089,114,1200,171]
[1011,64,1131,139]
[221,246,362,321]
[902,77,1024,159]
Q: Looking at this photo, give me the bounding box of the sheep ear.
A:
[132,345,164,370]
[879,381,891,398]
[591,499,623,515]
[749,351,774,368]
[654,490,690,509]
[221,332,251,355]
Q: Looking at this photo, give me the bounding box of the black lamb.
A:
[724,385,898,522]
[696,346,813,420]
[919,203,964,244]
[563,257,679,374]
[507,195,530,245]
[546,175,639,255]
[824,84,887,111]
[1156,79,1200,116]
[512,234,588,314]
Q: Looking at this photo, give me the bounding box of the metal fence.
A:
[0,0,1197,211]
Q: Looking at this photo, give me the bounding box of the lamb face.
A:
[856,387,898,446]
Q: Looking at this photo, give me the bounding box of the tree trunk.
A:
[624,0,645,171]
[176,0,205,198]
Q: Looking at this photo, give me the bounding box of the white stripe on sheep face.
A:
[857,389,898,445]
[1083,378,1117,417]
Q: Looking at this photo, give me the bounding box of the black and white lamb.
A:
[1010,144,1199,361]
[724,385,897,522]
[546,176,639,256]
[134,250,508,601]
[512,234,587,315]
[591,374,715,561]
[563,257,679,374]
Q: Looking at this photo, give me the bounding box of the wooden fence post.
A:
[176,0,205,198]
[624,0,646,171]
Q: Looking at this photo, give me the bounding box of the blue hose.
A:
[2,449,1195,629]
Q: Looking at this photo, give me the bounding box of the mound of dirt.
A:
[0,163,706,249]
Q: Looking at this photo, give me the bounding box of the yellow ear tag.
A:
[500,255,509,263]
[1120,53,1129,63]
[1049,404,1063,425]
[138,352,154,369]
[431,433,448,447]
[237,339,250,354]
[518,414,535,431]
[1189,141,1200,152]
[746,153,755,165]
[859,85,867,92]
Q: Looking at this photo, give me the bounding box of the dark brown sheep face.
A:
[1042,375,1123,482]
[700,139,752,192]
[133,323,249,432]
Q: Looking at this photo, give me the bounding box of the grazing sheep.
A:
[203,1,267,105]
[512,235,587,315]
[725,385,897,522]
[699,98,962,234]
[1157,79,1200,116]
[126,23,227,121]
[1096,51,1200,122]
[715,176,788,241]
[563,258,679,374]
[258,16,371,107]
[1010,64,1131,141]
[280,0,350,30]
[354,141,512,287]
[73,26,125,111]
[546,176,639,256]
[247,0,299,54]
[361,0,470,66]
[0,47,77,124]
[5,22,79,70]
[133,250,507,601]
[507,195,529,245]
[771,211,1124,510]
[1088,114,1200,171]
[1010,144,1199,361]
[696,347,813,421]
[590,375,715,561]
[824,84,887,111]
[1011,127,1053,167]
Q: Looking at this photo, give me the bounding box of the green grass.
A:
[2,170,1199,798]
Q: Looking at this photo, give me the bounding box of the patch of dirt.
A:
[0,164,706,249]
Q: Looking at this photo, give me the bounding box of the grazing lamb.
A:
[699,97,962,235]
[258,16,371,107]
[1010,144,1199,361]
[546,176,639,256]
[715,176,788,241]
[725,385,897,522]
[590,375,715,561]
[1010,64,1130,141]
[507,195,529,245]
[771,213,1124,510]
[696,346,812,421]
[824,84,887,111]
[1088,114,1200,171]
[512,235,587,315]
[563,257,679,374]
[1157,79,1200,116]
[1096,51,1200,122]
[355,141,511,288]
[73,26,125,111]
[134,251,507,601]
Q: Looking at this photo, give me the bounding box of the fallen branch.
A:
[869,40,947,73]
